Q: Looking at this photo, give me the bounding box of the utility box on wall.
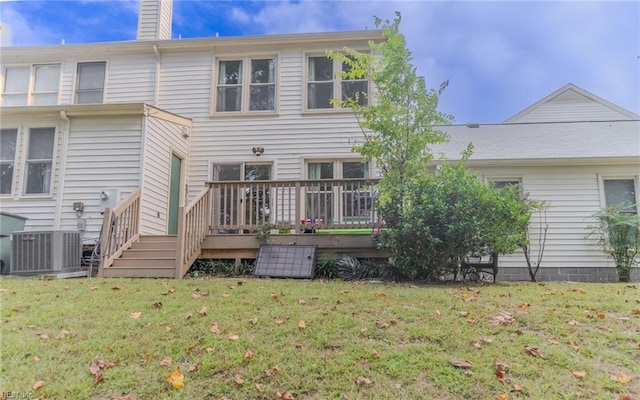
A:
[99,188,120,213]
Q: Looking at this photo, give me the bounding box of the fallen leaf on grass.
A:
[611,372,632,384]
[210,321,221,334]
[482,337,493,344]
[596,311,606,319]
[187,362,199,372]
[277,391,295,400]
[497,394,508,400]
[524,346,545,359]
[32,381,45,391]
[632,309,640,315]
[37,332,49,340]
[298,320,306,329]
[567,320,580,326]
[152,301,162,308]
[298,299,306,304]
[165,368,184,389]
[619,395,633,400]
[234,374,244,385]
[94,373,104,384]
[191,293,201,299]
[375,321,389,329]
[275,319,284,325]
[371,350,380,359]
[572,371,586,379]
[198,306,208,316]
[635,343,640,350]
[572,288,587,294]
[33,356,40,362]
[548,337,559,345]
[129,312,142,319]
[355,376,372,385]
[568,340,579,352]
[244,349,254,360]
[227,333,239,341]
[489,312,516,326]
[518,303,530,310]
[160,357,172,366]
[111,286,121,291]
[255,383,265,391]
[185,312,193,319]
[113,395,135,400]
[222,293,230,298]
[494,359,509,382]
[512,384,523,392]
[435,309,441,318]
[249,317,258,325]
[56,329,70,340]
[450,359,473,369]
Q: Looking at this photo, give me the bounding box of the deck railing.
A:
[99,188,141,272]
[175,187,212,278]
[206,178,381,233]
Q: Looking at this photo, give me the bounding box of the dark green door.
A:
[168,154,182,234]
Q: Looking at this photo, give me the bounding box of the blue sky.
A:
[1,0,638,123]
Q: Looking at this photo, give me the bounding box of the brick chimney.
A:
[137,0,173,40]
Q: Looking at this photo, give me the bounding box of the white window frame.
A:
[213,55,278,115]
[0,128,19,196]
[487,177,523,190]
[75,61,107,104]
[23,126,57,196]
[303,52,370,113]
[599,175,639,214]
[1,64,61,106]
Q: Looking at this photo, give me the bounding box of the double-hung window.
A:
[75,62,106,104]
[306,55,369,111]
[25,127,55,195]
[215,57,277,113]
[603,178,638,214]
[2,64,61,106]
[0,128,18,195]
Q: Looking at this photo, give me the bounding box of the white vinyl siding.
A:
[105,56,156,104]
[59,116,143,236]
[139,116,190,235]
[137,0,172,40]
[471,165,639,280]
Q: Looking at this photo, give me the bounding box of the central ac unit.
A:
[10,231,81,275]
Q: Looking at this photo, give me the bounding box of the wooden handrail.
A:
[175,187,212,278]
[98,188,141,274]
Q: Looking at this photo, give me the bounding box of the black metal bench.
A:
[460,251,499,282]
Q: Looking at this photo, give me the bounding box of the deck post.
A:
[97,207,113,276]
[295,181,301,233]
[174,206,186,279]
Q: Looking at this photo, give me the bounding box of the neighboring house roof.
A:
[431,84,640,166]
[504,83,640,123]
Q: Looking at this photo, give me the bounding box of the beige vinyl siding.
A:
[158,52,212,117]
[510,101,632,123]
[59,116,143,240]
[105,56,156,104]
[472,164,639,277]
[139,115,190,235]
[137,0,172,41]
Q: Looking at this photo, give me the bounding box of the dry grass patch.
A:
[1,277,639,399]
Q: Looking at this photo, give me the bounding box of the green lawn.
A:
[1,277,638,399]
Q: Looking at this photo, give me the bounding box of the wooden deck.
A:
[98,178,385,278]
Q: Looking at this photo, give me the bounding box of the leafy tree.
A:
[328,12,452,225]
[590,206,640,282]
[330,13,533,281]
[518,198,549,282]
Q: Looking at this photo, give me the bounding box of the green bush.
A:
[377,161,529,281]
[590,206,640,282]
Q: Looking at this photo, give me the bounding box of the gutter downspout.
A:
[53,110,71,231]
[153,44,160,106]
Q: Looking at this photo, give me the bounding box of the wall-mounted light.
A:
[252,146,265,156]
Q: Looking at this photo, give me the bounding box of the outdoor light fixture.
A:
[252,146,265,156]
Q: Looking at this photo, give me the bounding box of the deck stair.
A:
[101,235,180,278]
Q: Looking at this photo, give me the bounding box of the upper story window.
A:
[75,62,106,104]
[25,127,55,195]
[490,178,522,191]
[306,55,369,111]
[603,178,638,214]
[2,64,61,106]
[0,128,17,195]
[215,57,277,113]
